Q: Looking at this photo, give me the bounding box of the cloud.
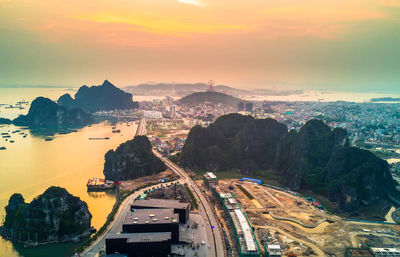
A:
[178,0,202,7]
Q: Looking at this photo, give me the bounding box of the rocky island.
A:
[58,80,139,112]
[104,136,167,181]
[0,186,92,245]
[12,97,93,127]
[0,118,12,124]
[180,113,399,213]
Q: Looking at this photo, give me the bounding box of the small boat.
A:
[112,129,121,133]
[9,140,15,143]
[44,138,53,141]
[23,135,27,138]
[88,137,110,140]
[2,135,11,138]
[0,146,6,150]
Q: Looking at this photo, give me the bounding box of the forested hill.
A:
[180,113,398,212]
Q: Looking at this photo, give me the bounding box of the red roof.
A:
[312,201,321,206]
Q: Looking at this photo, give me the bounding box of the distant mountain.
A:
[370,97,400,102]
[178,91,242,107]
[1,186,91,244]
[124,82,249,97]
[58,80,139,112]
[103,136,167,181]
[124,82,304,98]
[180,113,398,212]
[12,97,93,127]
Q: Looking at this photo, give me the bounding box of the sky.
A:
[0,0,399,92]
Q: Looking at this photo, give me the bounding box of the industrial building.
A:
[214,188,260,257]
[240,177,262,185]
[123,208,180,243]
[370,247,400,256]
[344,247,400,257]
[131,199,189,224]
[265,244,282,257]
[105,232,172,257]
[204,172,218,187]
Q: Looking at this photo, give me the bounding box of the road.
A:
[81,180,181,257]
[82,118,225,257]
[135,118,147,137]
[153,151,225,257]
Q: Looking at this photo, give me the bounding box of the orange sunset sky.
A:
[0,0,399,91]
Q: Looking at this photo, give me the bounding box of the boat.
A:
[2,135,11,138]
[87,177,118,191]
[44,138,53,141]
[0,146,6,150]
[112,129,121,133]
[88,137,110,140]
[9,140,15,143]
[23,135,27,138]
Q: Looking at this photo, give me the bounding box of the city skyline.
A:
[1,0,400,92]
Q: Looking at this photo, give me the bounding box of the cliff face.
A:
[274,120,349,190]
[180,114,398,211]
[181,113,288,172]
[103,136,167,181]
[2,187,91,243]
[12,97,93,127]
[58,80,139,112]
[0,118,12,124]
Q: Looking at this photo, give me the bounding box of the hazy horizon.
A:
[1,0,399,92]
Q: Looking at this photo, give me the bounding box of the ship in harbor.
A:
[86,177,119,191]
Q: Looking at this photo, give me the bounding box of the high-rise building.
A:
[245,102,253,112]
[238,102,245,111]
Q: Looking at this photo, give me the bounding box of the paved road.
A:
[154,151,225,257]
[81,180,178,257]
[135,118,146,137]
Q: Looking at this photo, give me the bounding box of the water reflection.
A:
[0,122,137,257]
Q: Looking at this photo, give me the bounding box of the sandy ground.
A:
[119,170,178,191]
[216,179,400,257]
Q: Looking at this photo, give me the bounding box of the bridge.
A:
[135,118,147,137]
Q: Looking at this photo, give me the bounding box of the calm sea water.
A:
[0,87,138,257]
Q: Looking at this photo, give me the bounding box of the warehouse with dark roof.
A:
[131,199,189,223]
[105,232,172,257]
[123,208,180,243]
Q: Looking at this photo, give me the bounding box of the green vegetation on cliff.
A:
[103,136,167,181]
[2,186,92,244]
[12,97,93,127]
[178,91,241,107]
[180,113,398,212]
[58,80,139,112]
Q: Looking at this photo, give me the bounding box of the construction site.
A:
[199,173,400,257]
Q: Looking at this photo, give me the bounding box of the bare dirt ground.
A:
[217,179,400,257]
[119,170,178,191]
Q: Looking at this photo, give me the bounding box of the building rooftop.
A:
[370,247,400,256]
[106,232,172,243]
[124,208,179,225]
[205,172,217,179]
[131,199,189,210]
[230,209,258,253]
[346,248,374,257]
